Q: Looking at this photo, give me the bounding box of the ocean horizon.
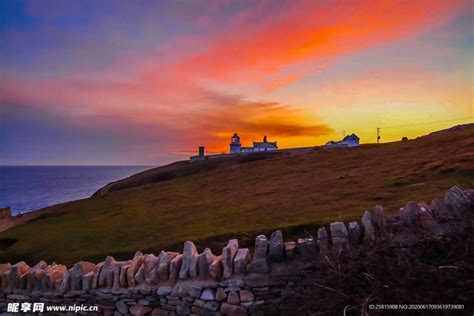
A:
[0,165,153,215]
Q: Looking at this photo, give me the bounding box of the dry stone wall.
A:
[0,186,472,316]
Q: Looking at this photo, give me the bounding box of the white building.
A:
[230,133,278,153]
[325,133,360,148]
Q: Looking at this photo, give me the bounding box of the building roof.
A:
[342,133,360,141]
[253,141,278,148]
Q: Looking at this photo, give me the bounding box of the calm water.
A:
[0,166,152,215]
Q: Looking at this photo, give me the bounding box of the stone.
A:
[246,235,269,274]
[220,302,246,316]
[59,269,71,293]
[143,254,160,284]
[284,241,296,259]
[348,221,361,246]
[216,287,227,301]
[151,308,168,316]
[92,262,104,289]
[116,301,129,314]
[239,290,254,302]
[374,205,387,238]
[316,227,328,253]
[227,291,240,305]
[119,263,129,288]
[445,186,471,217]
[209,256,223,280]
[6,261,29,291]
[42,263,66,292]
[169,254,182,282]
[156,286,172,296]
[129,303,152,316]
[204,301,220,311]
[26,261,47,292]
[70,261,95,291]
[179,241,198,280]
[82,271,94,291]
[200,288,216,301]
[233,248,250,275]
[269,230,284,262]
[361,211,375,241]
[170,284,188,297]
[222,239,239,279]
[296,238,317,260]
[418,203,444,235]
[189,254,199,280]
[157,251,178,280]
[134,264,145,286]
[127,251,143,287]
[330,221,349,249]
[194,299,205,307]
[112,263,122,290]
[197,248,215,280]
[0,263,11,290]
[188,285,202,298]
[99,256,117,288]
[400,201,420,227]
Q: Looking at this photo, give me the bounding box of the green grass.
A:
[0,125,473,266]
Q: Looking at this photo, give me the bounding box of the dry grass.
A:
[0,125,473,266]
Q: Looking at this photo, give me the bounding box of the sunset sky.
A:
[1,0,472,165]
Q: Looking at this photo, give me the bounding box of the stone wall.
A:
[0,186,472,316]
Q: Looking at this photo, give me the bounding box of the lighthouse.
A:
[230,133,242,153]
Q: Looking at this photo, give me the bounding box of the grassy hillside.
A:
[0,125,473,265]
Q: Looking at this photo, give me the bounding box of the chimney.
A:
[199,146,205,157]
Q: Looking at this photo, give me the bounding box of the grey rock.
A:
[330,221,348,248]
[220,302,246,316]
[143,254,160,284]
[189,254,199,280]
[216,287,227,301]
[222,239,239,279]
[296,238,317,260]
[129,303,152,315]
[82,271,94,291]
[156,286,172,296]
[200,288,216,301]
[188,285,202,298]
[198,248,215,280]
[227,291,240,305]
[246,235,269,274]
[179,241,198,280]
[116,301,129,314]
[361,211,375,241]
[99,256,117,288]
[193,299,205,307]
[209,256,223,281]
[348,221,361,246]
[239,290,254,302]
[233,248,250,275]
[269,230,284,262]
[169,254,182,282]
[157,251,178,281]
[127,252,143,288]
[204,301,220,311]
[70,261,95,291]
[316,227,328,253]
[374,205,387,238]
[284,241,296,259]
[400,201,420,227]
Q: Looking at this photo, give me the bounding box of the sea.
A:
[0,166,152,215]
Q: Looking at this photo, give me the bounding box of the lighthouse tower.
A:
[230,133,242,154]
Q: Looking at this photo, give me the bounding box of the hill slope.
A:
[0,125,473,265]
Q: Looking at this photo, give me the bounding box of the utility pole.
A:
[377,128,381,144]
